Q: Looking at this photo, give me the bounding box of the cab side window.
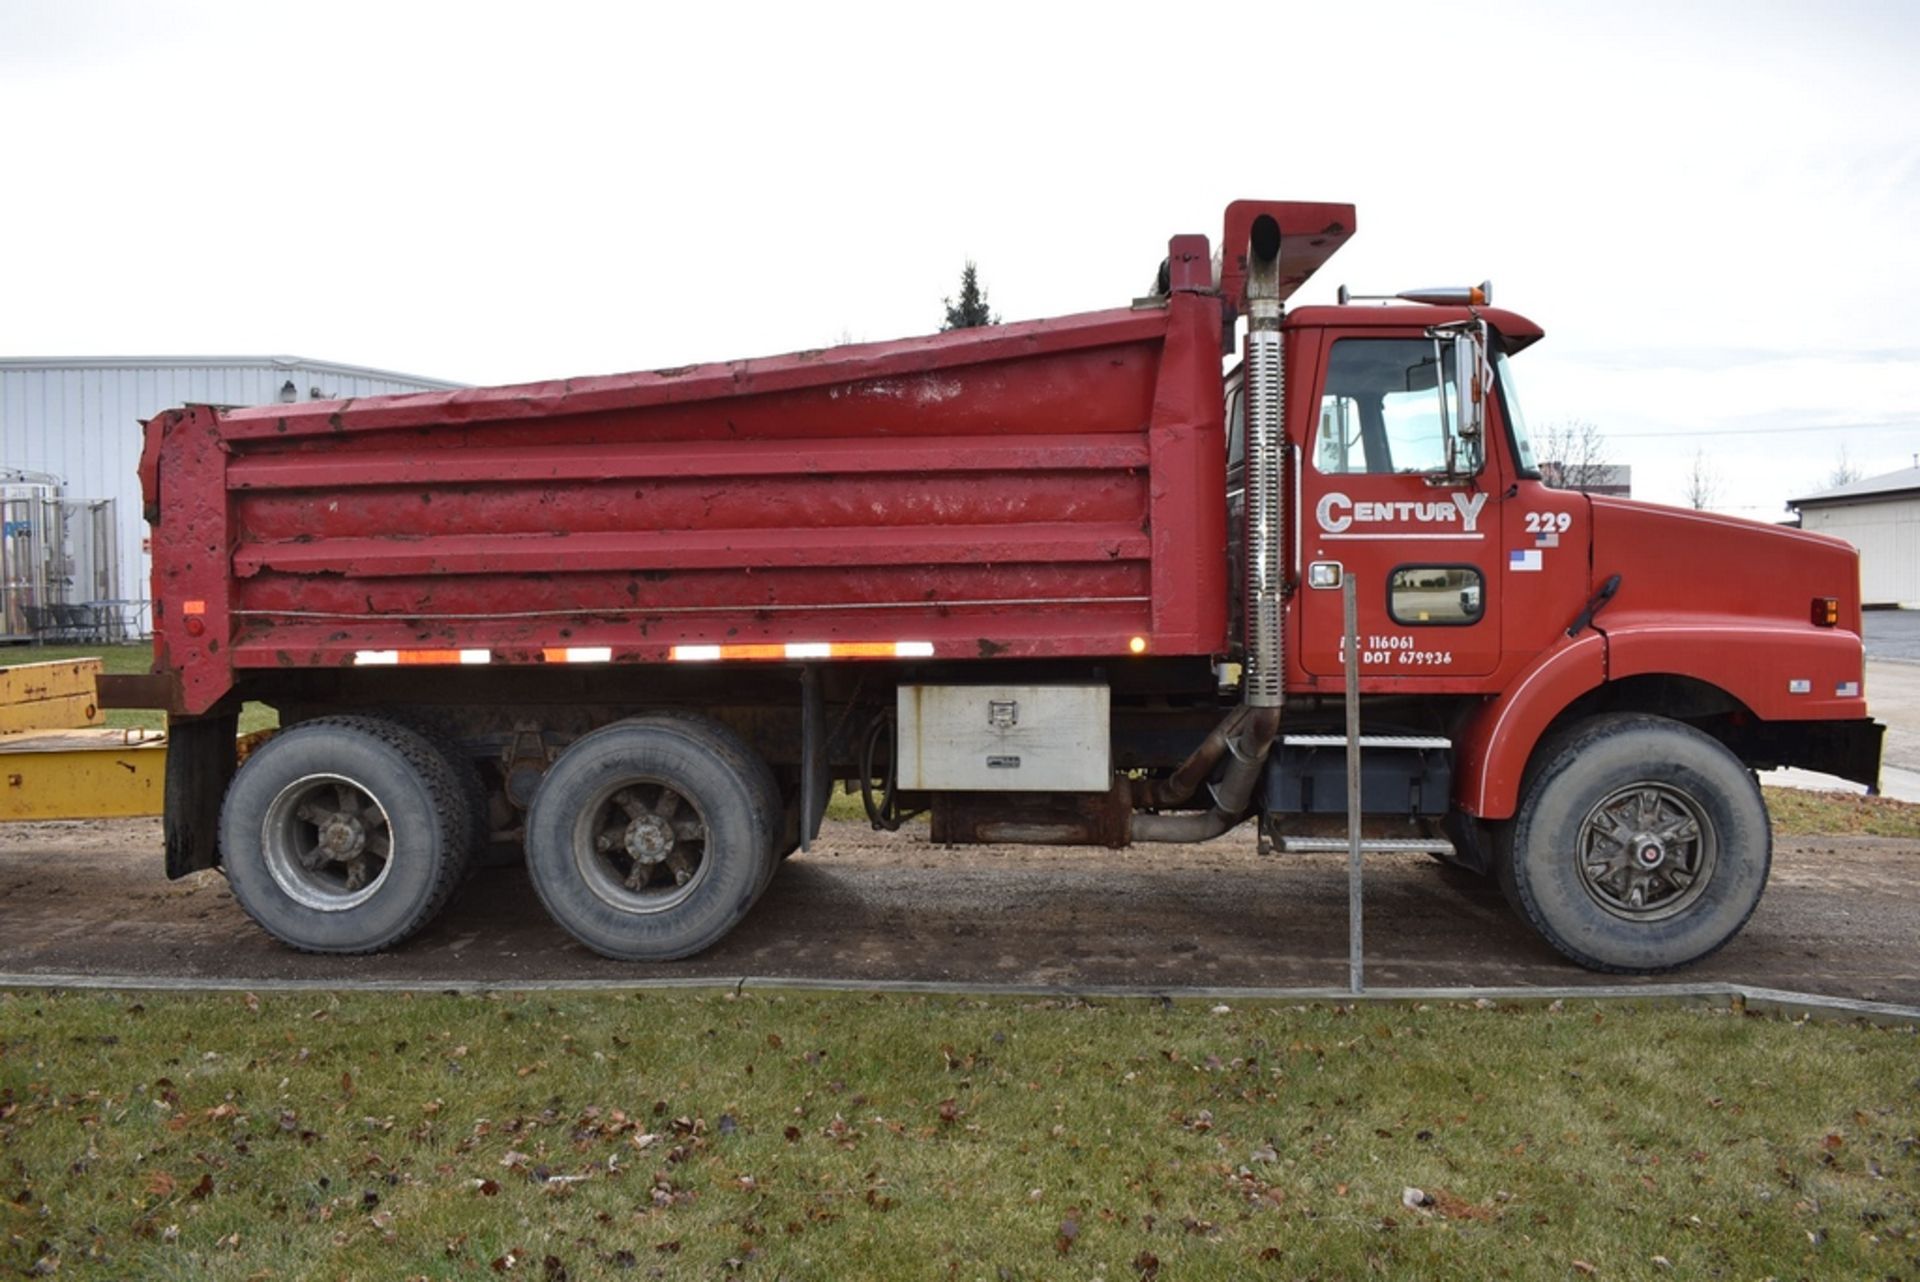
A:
[1226,387,1245,472]
[1312,339,1456,475]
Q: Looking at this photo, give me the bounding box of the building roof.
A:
[1788,465,1920,508]
[0,354,462,390]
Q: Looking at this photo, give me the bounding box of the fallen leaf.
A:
[1054,1215,1079,1255]
[1430,1188,1495,1221]
[1401,1187,1433,1213]
[188,1174,214,1200]
[1571,1262,1596,1276]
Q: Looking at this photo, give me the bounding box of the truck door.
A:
[1296,334,1501,679]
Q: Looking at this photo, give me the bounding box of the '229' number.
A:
[1524,511,1572,534]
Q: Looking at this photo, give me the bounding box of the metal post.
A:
[1343,574,1364,994]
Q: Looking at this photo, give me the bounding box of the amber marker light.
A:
[1811,597,1840,627]
[1128,636,1148,655]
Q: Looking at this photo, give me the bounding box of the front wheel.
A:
[1500,714,1770,973]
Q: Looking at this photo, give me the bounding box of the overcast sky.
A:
[2,0,1915,518]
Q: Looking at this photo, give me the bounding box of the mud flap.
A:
[164,711,238,879]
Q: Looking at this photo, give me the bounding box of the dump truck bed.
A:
[140,298,1231,714]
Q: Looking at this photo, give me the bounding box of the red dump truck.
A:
[106,199,1882,972]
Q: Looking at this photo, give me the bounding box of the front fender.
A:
[1453,631,1606,819]
[1603,618,1869,723]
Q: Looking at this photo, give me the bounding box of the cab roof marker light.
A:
[1337,280,1491,307]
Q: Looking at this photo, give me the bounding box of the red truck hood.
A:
[1588,495,1863,633]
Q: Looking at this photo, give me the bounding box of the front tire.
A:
[524,717,776,960]
[218,717,472,953]
[1501,714,1770,973]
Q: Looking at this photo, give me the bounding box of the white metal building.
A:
[1,356,461,638]
[1788,465,1920,608]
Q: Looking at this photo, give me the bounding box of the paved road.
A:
[1865,609,1920,663]
[3,818,1915,1004]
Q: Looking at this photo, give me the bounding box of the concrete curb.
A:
[2,972,1915,1029]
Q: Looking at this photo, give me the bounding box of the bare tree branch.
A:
[1534,418,1613,491]
[1828,444,1862,490]
[1683,447,1719,510]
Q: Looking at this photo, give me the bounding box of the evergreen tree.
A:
[941,261,1000,330]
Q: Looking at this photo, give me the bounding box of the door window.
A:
[1312,339,1457,476]
[1388,566,1484,626]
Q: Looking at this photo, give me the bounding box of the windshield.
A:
[1495,351,1539,476]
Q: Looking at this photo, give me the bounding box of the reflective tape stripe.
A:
[353,649,491,666]
[669,641,935,662]
[543,646,613,663]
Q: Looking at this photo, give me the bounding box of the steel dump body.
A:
[143,299,1232,715]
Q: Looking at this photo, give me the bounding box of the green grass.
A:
[1,990,1914,1280]
[1764,785,1920,838]
[1,643,276,735]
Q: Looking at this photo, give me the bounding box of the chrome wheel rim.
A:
[262,773,395,911]
[572,777,710,914]
[1575,782,1716,922]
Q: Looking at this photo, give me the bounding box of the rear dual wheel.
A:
[219,717,474,954]
[524,717,780,961]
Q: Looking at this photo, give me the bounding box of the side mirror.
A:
[1451,327,1486,441]
[1423,320,1489,484]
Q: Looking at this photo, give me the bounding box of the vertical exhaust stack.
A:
[1243,213,1286,709]
[1129,215,1287,844]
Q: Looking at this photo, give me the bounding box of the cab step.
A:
[1281,734,1450,751]
[1275,835,1455,855]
